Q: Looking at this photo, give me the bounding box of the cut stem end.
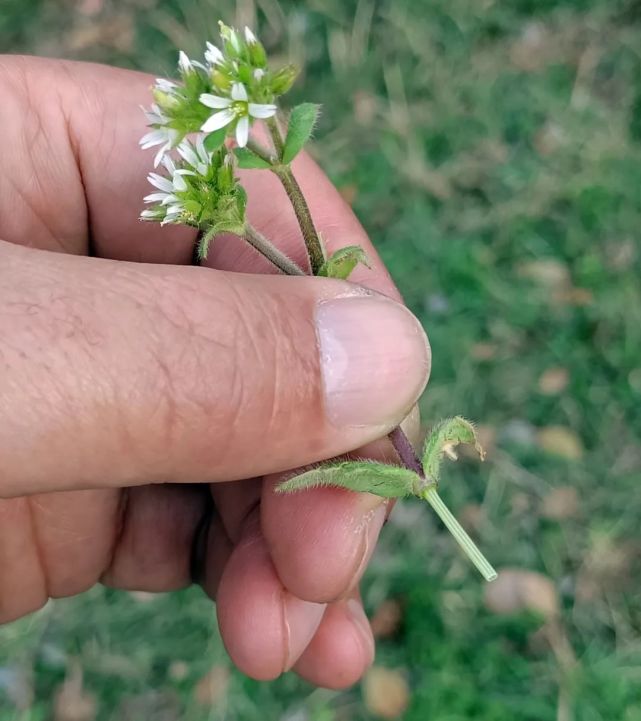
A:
[424,487,497,583]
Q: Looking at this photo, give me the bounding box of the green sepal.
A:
[282,103,321,164]
[277,461,422,498]
[318,245,371,279]
[204,128,228,152]
[421,416,486,484]
[234,147,273,169]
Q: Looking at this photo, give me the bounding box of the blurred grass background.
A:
[2,0,641,719]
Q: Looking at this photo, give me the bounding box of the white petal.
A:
[153,143,170,168]
[235,116,250,148]
[178,50,192,73]
[140,129,165,148]
[231,82,248,102]
[200,93,232,109]
[253,68,265,80]
[248,103,277,119]
[144,192,169,203]
[205,42,224,65]
[245,26,257,44]
[161,155,176,174]
[201,108,235,133]
[196,135,209,163]
[141,209,158,219]
[177,141,200,167]
[155,78,177,92]
[172,173,189,192]
[147,173,174,193]
[161,194,180,206]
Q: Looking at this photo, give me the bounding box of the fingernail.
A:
[282,594,326,672]
[346,598,375,664]
[316,296,430,427]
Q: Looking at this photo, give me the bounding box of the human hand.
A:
[0,57,430,687]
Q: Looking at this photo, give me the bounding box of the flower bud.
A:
[270,65,298,96]
[212,70,232,92]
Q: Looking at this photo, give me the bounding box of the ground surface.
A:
[1,1,641,719]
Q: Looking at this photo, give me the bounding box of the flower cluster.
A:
[141,137,246,245]
[139,23,297,165]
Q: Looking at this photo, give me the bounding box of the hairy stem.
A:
[389,426,424,477]
[266,118,326,275]
[244,224,306,276]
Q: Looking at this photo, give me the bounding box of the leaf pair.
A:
[277,417,483,498]
[277,418,497,582]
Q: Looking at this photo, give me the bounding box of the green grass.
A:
[2,0,641,719]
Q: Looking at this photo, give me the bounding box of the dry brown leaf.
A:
[471,342,498,360]
[167,661,189,682]
[553,287,593,306]
[541,486,580,520]
[538,367,569,395]
[363,667,410,719]
[509,22,554,72]
[194,666,230,706]
[537,426,584,461]
[533,122,565,156]
[517,259,570,291]
[484,568,559,620]
[53,665,97,721]
[370,599,403,639]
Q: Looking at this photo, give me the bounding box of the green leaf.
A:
[204,127,228,152]
[234,147,272,169]
[277,461,422,498]
[282,103,321,164]
[318,245,371,279]
[421,416,486,484]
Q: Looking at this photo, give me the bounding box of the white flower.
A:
[205,41,224,66]
[139,124,181,167]
[177,137,212,176]
[253,68,265,81]
[244,26,258,44]
[199,82,277,147]
[144,171,190,225]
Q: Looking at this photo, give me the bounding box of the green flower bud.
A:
[270,65,298,96]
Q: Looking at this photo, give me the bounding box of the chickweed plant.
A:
[140,22,497,582]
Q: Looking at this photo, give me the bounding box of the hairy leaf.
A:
[282,103,321,164]
[277,461,421,498]
[234,147,272,169]
[422,416,486,483]
[318,245,371,279]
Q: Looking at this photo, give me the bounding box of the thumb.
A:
[0,241,430,496]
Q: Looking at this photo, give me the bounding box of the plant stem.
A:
[244,224,306,276]
[265,118,326,275]
[389,426,424,477]
[423,487,498,582]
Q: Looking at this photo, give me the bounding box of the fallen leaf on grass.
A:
[537,426,584,461]
[194,666,230,706]
[370,599,403,639]
[53,664,96,721]
[538,367,569,395]
[541,486,580,520]
[363,667,410,719]
[484,569,559,620]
